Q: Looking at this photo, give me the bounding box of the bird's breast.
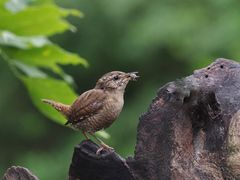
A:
[104,96,124,120]
[75,95,124,133]
[94,96,124,131]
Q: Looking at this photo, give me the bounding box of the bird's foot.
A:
[96,143,114,155]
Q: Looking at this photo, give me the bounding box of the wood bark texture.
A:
[68,58,240,180]
[2,166,38,180]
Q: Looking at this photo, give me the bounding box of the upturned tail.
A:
[42,99,71,118]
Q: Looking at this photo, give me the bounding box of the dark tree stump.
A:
[68,58,240,180]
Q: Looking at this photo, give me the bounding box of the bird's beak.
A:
[127,72,139,81]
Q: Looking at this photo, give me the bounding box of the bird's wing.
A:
[68,89,107,124]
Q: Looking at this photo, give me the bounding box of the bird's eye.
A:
[113,75,119,81]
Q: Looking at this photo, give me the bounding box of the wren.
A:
[42,71,139,154]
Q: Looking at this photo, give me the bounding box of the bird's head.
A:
[95,71,139,91]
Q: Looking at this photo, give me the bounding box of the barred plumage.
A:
[42,99,71,118]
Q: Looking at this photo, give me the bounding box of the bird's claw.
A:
[96,144,114,155]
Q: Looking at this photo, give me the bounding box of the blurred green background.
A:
[1,0,240,179]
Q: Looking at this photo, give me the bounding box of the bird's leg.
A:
[82,131,89,140]
[89,132,114,154]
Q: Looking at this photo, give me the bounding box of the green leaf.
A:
[5,0,28,13]
[13,61,48,78]
[0,4,83,36]
[21,77,77,124]
[4,44,88,75]
[4,0,50,13]
[0,30,49,49]
[21,76,110,139]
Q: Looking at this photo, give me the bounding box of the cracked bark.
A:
[68,58,240,180]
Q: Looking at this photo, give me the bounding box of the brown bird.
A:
[42,71,139,154]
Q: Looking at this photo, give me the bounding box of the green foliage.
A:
[3,44,87,75]
[0,31,49,49]
[0,0,87,124]
[22,77,77,124]
[70,0,240,66]
[0,2,83,36]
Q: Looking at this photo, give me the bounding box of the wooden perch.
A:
[68,140,134,180]
[68,58,240,180]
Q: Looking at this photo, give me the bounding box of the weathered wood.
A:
[2,166,38,180]
[68,140,134,180]
[69,58,240,180]
[227,110,240,179]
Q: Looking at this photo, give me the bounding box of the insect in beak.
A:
[127,72,139,81]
